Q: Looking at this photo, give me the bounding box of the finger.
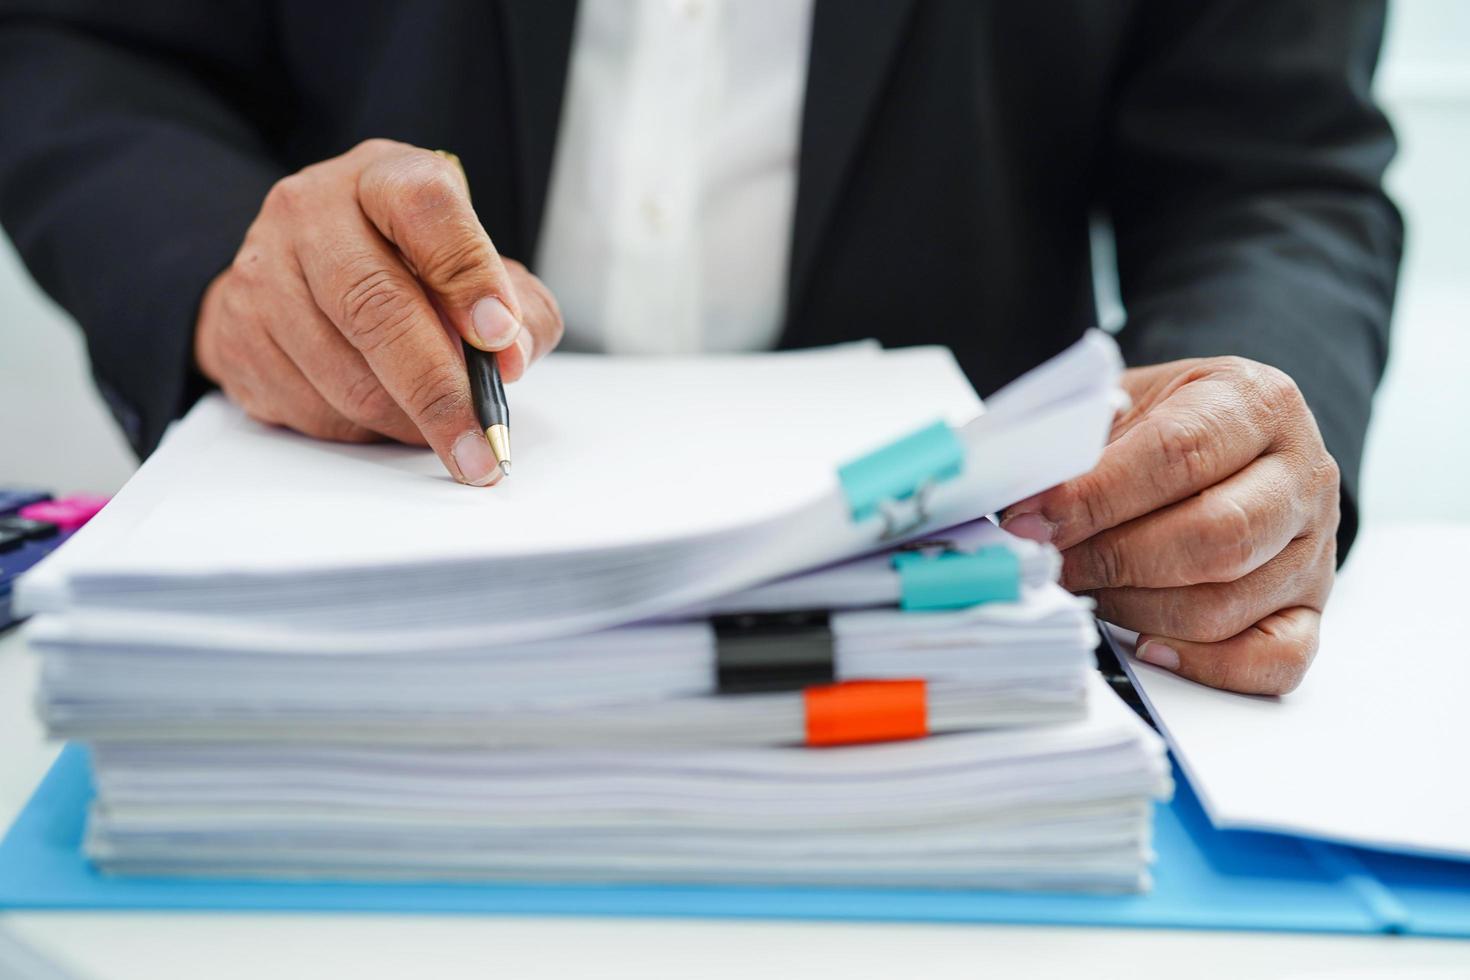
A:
[1061,453,1307,591]
[1133,606,1321,696]
[355,145,525,356]
[493,261,564,382]
[230,324,378,444]
[262,269,424,444]
[292,205,503,486]
[1003,371,1274,550]
[1088,534,1332,643]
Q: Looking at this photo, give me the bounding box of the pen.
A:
[435,149,511,478]
[466,341,510,477]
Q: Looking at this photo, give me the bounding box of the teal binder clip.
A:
[836,420,964,533]
[893,545,1022,610]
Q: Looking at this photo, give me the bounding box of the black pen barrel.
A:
[465,342,509,431]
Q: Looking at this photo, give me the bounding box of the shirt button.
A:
[669,0,706,21]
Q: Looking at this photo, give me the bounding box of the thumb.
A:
[1134,607,1320,696]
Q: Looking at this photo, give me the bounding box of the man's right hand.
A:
[195,139,564,486]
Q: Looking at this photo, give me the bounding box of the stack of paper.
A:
[79,673,1166,891]
[19,333,1171,891]
[32,520,1098,745]
[17,334,1125,644]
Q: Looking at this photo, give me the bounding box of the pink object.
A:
[19,494,110,531]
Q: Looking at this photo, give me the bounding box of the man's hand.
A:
[1002,357,1340,695]
[195,139,564,486]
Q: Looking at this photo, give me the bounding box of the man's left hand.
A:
[1001,356,1340,695]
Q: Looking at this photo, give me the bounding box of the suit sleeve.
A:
[1103,0,1403,558]
[0,3,288,456]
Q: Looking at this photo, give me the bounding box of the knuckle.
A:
[419,232,496,292]
[210,271,250,325]
[353,137,407,159]
[1211,354,1255,378]
[405,368,468,432]
[385,156,460,217]
[1150,413,1213,490]
[1313,452,1341,494]
[229,248,265,288]
[1250,362,1306,417]
[1065,471,1115,534]
[1314,455,1343,535]
[1193,491,1257,581]
[1090,537,1129,589]
[264,173,310,215]
[410,168,460,215]
[339,265,419,353]
[1211,623,1317,696]
[1189,597,1248,644]
[1258,634,1315,695]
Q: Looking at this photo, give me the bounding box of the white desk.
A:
[2,631,1467,979]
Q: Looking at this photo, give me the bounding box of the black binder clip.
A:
[712,609,837,694]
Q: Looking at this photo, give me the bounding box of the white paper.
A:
[80,675,1169,889]
[1120,522,1470,861]
[18,334,1124,647]
[79,346,983,571]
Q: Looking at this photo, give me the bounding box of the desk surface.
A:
[2,630,1467,980]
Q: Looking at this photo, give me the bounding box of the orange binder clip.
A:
[803,679,928,747]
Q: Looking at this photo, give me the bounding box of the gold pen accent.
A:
[485,423,511,477]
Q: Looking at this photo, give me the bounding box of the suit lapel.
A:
[786,0,919,331]
[498,0,578,256]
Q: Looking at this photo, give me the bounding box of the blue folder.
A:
[2,746,1468,936]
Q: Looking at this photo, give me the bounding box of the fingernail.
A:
[1001,511,1057,544]
[452,430,501,487]
[1136,641,1180,672]
[470,297,520,350]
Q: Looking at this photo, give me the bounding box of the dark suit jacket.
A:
[0,1,1401,553]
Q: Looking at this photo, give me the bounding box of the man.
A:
[0,1,1401,695]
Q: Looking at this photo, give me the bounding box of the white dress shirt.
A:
[534,0,814,355]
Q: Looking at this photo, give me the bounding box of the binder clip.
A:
[713,609,837,694]
[892,542,1022,611]
[836,420,964,538]
[804,679,928,747]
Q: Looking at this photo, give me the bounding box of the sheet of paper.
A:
[1120,522,1470,861]
[84,346,981,572]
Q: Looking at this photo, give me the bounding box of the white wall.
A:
[0,234,137,492]
[1358,0,1470,524]
[1,1,1466,520]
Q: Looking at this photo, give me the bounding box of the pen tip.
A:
[484,424,511,476]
